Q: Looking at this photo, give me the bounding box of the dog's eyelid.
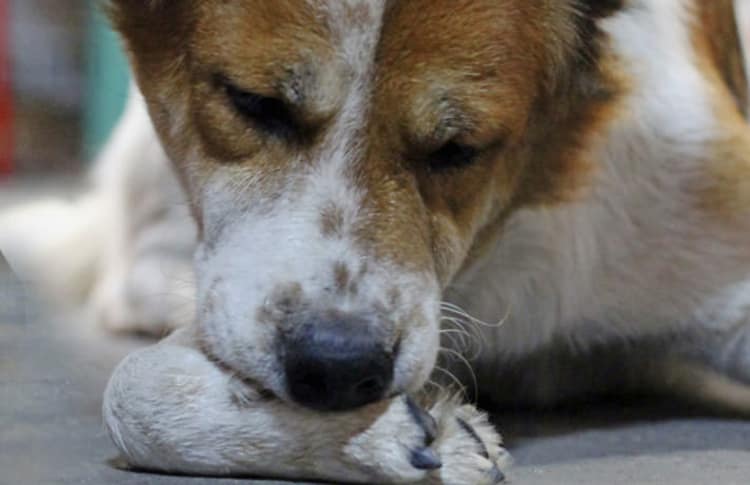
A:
[224,83,285,115]
[212,73,275,99]
[427,140,481,172]
[217,76,300,139]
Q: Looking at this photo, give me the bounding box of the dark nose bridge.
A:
[300,311,385,354]
[282,311,395,412]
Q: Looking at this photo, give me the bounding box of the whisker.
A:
[440,301,512,329]
[440,310,490,361]
[439,328,482,358]
[439,347,478,403]
[440,317,476,339]
[431,365,468,398]
[439,331,466,355]
[440,326,469,346]
[423,378,448,397]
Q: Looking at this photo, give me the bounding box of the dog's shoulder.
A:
[689,0,750,222]
[693,0,748,118]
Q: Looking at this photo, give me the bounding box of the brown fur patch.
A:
[693,0,748,117]
[333,262,351,294]
[113,0,625,287]
[701,134,750,221]
[257,282,305,326]
[361,0,624,283]
[689,0,750,223]
[320,203,345,239]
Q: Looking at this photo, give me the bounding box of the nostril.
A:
[293,369,326,394]
[354,376,385,396]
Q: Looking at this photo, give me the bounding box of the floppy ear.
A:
[104,0,198,158]
[576,0,625,18]
[104,1,195,91]
[106,1,173,21]
[105,0,190,50]
[697,0,748,117]
[105,0,167,32]
[570,0,625,61]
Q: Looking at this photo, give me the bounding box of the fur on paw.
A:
[343,396,509,485]
[427,398,510,485]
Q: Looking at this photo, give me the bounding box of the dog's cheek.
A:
[393,296,442,394]
[193,246,289,396]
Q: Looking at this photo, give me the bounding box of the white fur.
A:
[450,0,748,366]
[8,0,750,483]
[193,0,439,400]
[88,85,196,334]
[103,328,508,483]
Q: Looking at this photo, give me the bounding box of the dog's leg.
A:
[103,328,508,484]
[87,86,197,335]
[654,316,750,415]
[645,358,750,416]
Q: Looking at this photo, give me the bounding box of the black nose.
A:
[282,313,394,412]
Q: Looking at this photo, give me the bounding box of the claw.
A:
[405,396,438,445]
[456,417,490,459]
[490,464,505,483]
[410,447,443,470]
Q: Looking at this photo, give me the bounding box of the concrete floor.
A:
[3,215,750,484]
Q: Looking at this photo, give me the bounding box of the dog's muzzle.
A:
[281,312,396,412]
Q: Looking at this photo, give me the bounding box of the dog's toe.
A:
[421,400,510,485]
[410,447,443,471]
[406,396,439,445]
[489,464,506,483]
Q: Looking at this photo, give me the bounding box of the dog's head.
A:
[110,0,621,411]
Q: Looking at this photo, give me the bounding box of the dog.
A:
[3,0,750,483]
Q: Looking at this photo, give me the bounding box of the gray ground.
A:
[2,190,750,484]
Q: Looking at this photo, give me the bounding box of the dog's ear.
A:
[105,0,187,44]
[104,1,195,88]
[105,1,172,18]
[576,0,625,18]
[571,0,625,61]
[104,0,197,146]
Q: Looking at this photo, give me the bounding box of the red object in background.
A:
[0,0,12,176]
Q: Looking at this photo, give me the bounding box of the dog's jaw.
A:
[192,167,442,402]
[187,0,443,403]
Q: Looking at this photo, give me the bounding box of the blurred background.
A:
[0,1,749,181]
[1,0,129,179]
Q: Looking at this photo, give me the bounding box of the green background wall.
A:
[84,1,129,159]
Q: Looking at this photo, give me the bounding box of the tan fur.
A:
[6,1,750,483]
[110,0,628,288]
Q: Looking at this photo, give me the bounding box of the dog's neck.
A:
[446,0,750,359]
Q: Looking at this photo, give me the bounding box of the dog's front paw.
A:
[427,399,509,485]
[344,396,509,485]
[104,331,507,484]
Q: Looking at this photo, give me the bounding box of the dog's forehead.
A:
[310,0,388,77]
[307,0,537,67]
[311,0,388,30]
[195,0,546,91]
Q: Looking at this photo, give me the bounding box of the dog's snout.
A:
[282,313,394,412]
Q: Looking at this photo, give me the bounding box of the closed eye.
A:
[428,141,479,172]
[221,79,297,139]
